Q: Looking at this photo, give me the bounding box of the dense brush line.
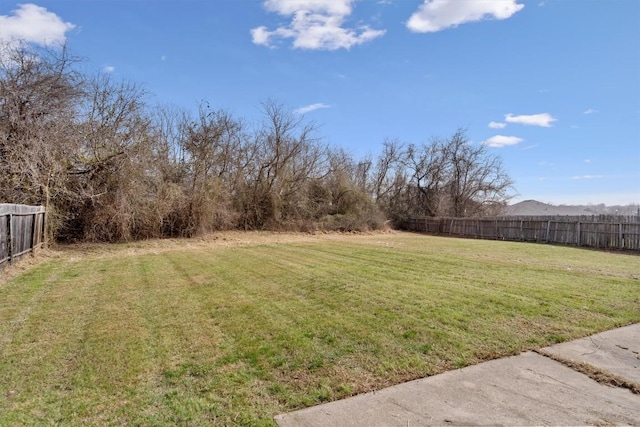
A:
[0,43,512,242]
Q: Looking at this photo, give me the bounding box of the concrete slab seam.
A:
[534,349,640,394]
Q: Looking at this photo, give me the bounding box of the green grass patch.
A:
[1,233,639,425]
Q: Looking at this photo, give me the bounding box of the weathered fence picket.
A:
[404,216,640,252]
[0,204,46,269]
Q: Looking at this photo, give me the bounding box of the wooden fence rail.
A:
[0,204,46,269]
[404,216,640,252]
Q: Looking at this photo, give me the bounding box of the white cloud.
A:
[251,0,386,50]
[102,65,115,73]
[0,4,74,47]
[584,159,591,164]
[505,113,557,127]
[482,135,523,148]
[407,0,524,33]
[295,102,331,114]
[583,108,598,115]
[250,26,272,46]
[572,175,604,180]
[488,121,506,129]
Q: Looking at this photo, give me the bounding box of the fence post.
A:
[7,213,13,265]
[42,211,47,248]
[41,211,46,248]
[31,212,38,255]
[546,220,551,243]
[520,220,523,241]
[619,223,623,250]
[577,221,581,246]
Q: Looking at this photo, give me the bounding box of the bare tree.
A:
[0,42,83,237]
[311,148,385,231]
[237,100,324,228]
[403,138,448,217]
[368,138,411,223]
[176,103,245,235]
[374,129,513,221]
[441,129,513,217]
[68,73,157,241]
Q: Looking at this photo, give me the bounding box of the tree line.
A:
[0,43,513,242]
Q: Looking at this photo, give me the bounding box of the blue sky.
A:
[1,0,638,206]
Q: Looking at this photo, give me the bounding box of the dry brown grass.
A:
[535,349,640,394]
[0,248,62,287]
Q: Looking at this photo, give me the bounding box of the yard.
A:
[1,232,639,425]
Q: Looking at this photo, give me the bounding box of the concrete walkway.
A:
[275,324,640,426]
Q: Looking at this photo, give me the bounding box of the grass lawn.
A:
[1,232,639,425]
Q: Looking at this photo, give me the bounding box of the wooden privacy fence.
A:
[0,204,46,269]
[404,216,640,252]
